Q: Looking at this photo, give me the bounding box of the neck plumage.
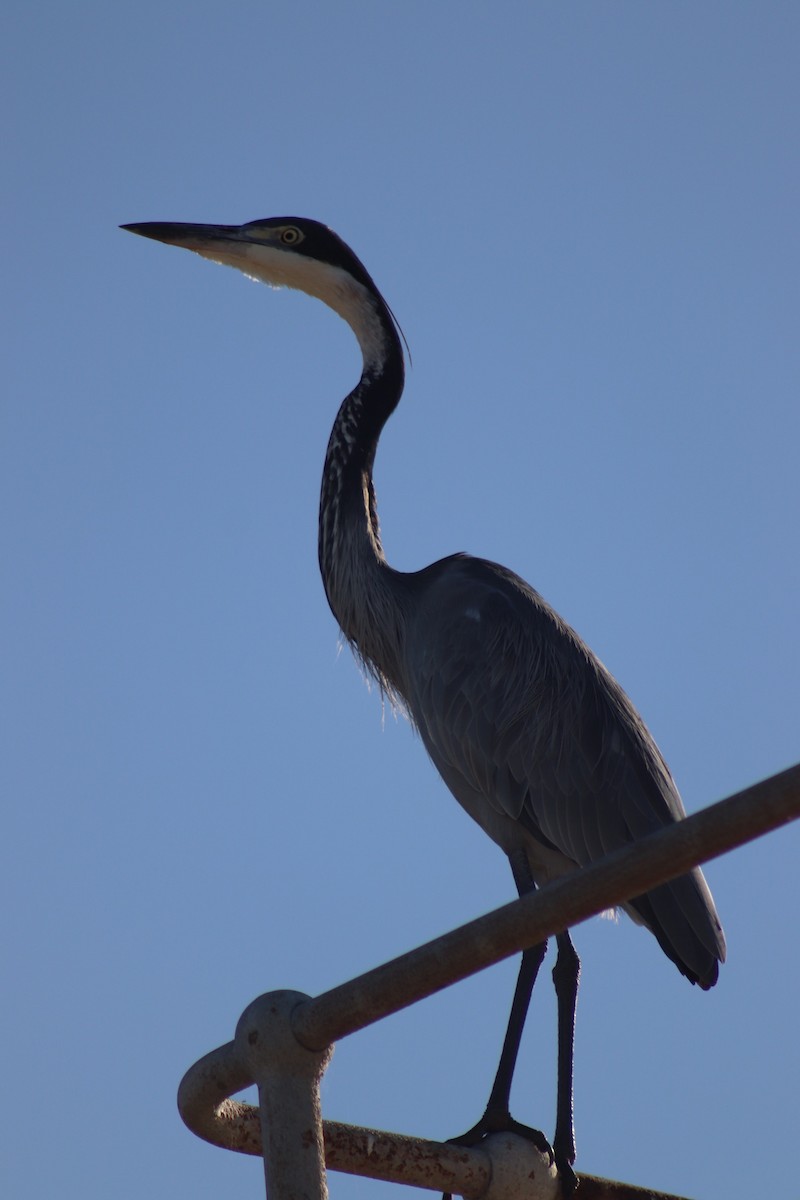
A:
[317,285,407,695]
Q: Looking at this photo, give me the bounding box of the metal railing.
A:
[178,762,800,1200]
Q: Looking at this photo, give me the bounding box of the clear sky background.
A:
[3,4,798,1199]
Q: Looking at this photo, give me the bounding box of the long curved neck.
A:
[318,286,406,691]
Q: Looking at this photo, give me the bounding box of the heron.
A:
[123,216,726,1191]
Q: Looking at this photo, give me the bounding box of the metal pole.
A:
[293,762,800,1051]
[235,991,333,1200]
[177,763,800,1197]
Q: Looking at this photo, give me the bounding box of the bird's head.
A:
[121,216,403,371]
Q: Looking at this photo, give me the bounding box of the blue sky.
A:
[3,3,798,1199]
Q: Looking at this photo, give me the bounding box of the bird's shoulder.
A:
[404,553,591,686]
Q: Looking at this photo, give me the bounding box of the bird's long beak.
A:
[121,221,268,277]
[121,221,245,250]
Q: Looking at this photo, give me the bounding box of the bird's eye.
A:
[280,226,303,245]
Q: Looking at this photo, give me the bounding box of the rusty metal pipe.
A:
[293,763,800,1050]
[178,764,799,1197]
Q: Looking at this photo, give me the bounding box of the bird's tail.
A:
[627,865,726,989]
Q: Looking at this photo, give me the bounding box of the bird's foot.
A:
[442,1107,578,1197]
[447,1106,553,1160]
[553,1155,578,1196]
[552,1120,578,1195]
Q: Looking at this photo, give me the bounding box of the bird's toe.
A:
[446,1109,554,1160]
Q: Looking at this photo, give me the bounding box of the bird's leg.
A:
[551,930,580,1194]
[442,941,552,1200]
[477,938,548,1134]
[448,853,551,1158]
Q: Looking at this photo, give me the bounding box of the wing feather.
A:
[402,555,725,985]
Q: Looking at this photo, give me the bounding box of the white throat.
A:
[194,241,390,374]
